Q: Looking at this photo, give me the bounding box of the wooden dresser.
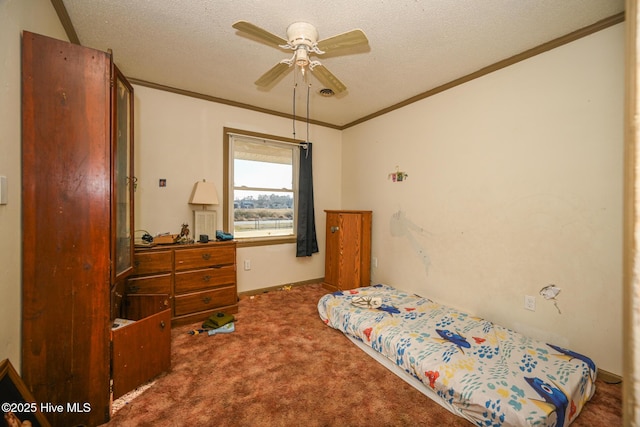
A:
[128,241,238,325]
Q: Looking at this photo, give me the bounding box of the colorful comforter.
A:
[318,284,597,427]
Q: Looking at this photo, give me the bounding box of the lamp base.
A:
[193,210,216,242]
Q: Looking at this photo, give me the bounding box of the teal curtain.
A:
[296,143,318,257]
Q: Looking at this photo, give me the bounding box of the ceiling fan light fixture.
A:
[295,46,309,68]
[286,22,319,48]
[233,20,368,93]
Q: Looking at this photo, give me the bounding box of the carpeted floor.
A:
[101,284,622,427]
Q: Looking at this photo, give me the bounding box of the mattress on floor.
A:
[318,284,597,427]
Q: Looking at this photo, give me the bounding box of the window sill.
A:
[235,236,297,248]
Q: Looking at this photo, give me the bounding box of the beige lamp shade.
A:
[189,180,219,207]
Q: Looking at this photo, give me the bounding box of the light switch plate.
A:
[0,176,6,205]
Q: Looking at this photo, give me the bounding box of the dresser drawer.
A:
[174,265,236,294]
[173,286,237,316]
[175,245,235,271]
[133,250,173,275]
[127,273,172,294]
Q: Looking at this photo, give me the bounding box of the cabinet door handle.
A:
[331,226,340,233]
[201,253,211,261]
[202,275,212,282]
[160,320,166,329]
[202,296,212,304]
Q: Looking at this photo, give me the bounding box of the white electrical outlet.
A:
[524,295,536,311]
[244,259,251,271]
[372,257,378,268]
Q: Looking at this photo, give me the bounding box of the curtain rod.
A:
[229,132,308,148]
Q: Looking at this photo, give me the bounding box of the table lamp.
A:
[189,179,219,242]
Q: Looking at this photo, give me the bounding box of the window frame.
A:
[223,127,303,247]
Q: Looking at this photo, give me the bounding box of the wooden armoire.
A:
[322,210,372,291]
[21,31,169,427]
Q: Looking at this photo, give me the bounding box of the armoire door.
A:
[112,294,171,400]
[112,65,135,284]
[336,213,363,290]
[22,31,118,427]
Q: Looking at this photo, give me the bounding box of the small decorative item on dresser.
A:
[176,223,192,244]
[216,230,234,241]
[154,234,179,245]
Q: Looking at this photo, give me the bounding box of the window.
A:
[224,128,300,244]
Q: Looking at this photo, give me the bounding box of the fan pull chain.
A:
[306,84,310,143]
[305,83,310,158]
[292,82,296,139]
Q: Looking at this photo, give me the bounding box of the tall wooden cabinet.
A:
[21,31,142,426]
[322,210,372,291]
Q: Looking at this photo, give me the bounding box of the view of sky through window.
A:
[234,159,292,198]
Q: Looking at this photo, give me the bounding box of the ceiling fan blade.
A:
[232,21,287,48]
[317,29,368,52]
[255,62,291,87]
[311,64,347,94]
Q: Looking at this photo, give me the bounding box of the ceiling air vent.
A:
[319,88,335,97]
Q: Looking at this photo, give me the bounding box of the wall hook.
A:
[388,166,408,182]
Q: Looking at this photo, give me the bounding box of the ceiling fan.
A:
[232,20,368,94]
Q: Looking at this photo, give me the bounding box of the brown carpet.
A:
[102,284,622,427]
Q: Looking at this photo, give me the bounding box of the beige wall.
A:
[342,24,624,375]
[0,0,67,373]
[133,85,341,292]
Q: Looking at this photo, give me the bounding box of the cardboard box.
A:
[154,234,178,245]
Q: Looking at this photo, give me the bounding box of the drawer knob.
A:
[201,253,211,261]
[331,226,340,233]
[202,296,212,304]
[160,320,166,329]
[202,275,212,282]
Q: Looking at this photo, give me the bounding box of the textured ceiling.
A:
[59,0,624,128]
